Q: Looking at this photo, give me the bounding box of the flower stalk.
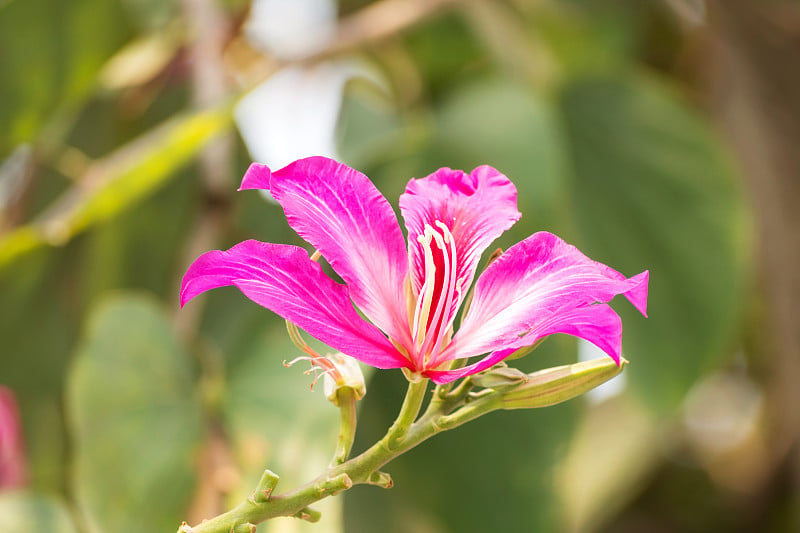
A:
[178,357,625,533]
[331,387,358,465]
[384,377,428,450]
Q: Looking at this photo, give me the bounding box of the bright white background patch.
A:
[578,338,627,403]
[246,0,336,60]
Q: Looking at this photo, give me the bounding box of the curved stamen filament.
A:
[285,320,343,384]
[426,221,459,362]
[420,228,449,364]
[411,228,437,353]
[411,221,460,369]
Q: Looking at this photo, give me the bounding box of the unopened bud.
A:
[323,353,366,406]
[501,357,627,410]
[470,366,528,390]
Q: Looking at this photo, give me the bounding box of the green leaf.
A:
[559,75,751,413]
[434,78,569,234]
[66,294,203,533]
[0,491,77,532]
[350,77,570,238]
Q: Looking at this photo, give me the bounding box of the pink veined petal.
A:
[401,166,521,294]
[180,240,410,369]
[424,348,515,385]
[450,231,648,360]
[244,157,411,347]
[399,166,521,335]
[426,304,623,385]
[239,162,271,190]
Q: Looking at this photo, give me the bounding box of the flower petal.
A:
[450,231,648,360]
[424,348,515,385]
[399,165,520,330]
[240,162,272,190]
[427,304,623,385]
[180,240,409,369]
[242,157,411,347]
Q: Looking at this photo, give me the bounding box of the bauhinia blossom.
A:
[181,157,648,384]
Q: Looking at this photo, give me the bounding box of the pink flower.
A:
[181,157,648,384]
[0,386,27,489]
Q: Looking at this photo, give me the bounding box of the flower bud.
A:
[323,353,366,406]
[501,357,627,410]
[470,366,528,390]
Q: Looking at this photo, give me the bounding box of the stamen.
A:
[284,355,341,391]
[411,227,437,351]
[284,320,343,387]
[422,231,447,339]
[427,221,459,361]
[410,221,461,369]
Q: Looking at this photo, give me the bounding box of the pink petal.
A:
[427,304,622,385]
[180,240,409,369]
[239,162,272,190]
[424,348,515,385]
[243,157,411,347]
[399,165,521,329]
[450,232,648,360]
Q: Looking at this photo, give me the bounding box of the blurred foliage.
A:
[2,0,792,532]
[559,75,750,413]
[0,0,130,153]
[0,491,77,532]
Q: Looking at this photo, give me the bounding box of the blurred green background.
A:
[1,0,798,531]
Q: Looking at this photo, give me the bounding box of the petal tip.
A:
[626,270,649,318]
[239,162,273,191]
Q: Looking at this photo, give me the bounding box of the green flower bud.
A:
[501,357,627,410]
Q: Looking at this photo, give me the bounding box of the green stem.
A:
[384,377,428,449]
[331,388,358,465]
[178,377,502,533]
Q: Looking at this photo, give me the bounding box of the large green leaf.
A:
[434,78,569,234]
[344,77,569,239]
[66,294,204,533]
[559,75,750,413]
[0,491,77,533]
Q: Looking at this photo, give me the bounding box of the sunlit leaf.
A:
[0,106,232,270]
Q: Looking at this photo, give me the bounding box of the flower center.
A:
[411,221,460,367]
